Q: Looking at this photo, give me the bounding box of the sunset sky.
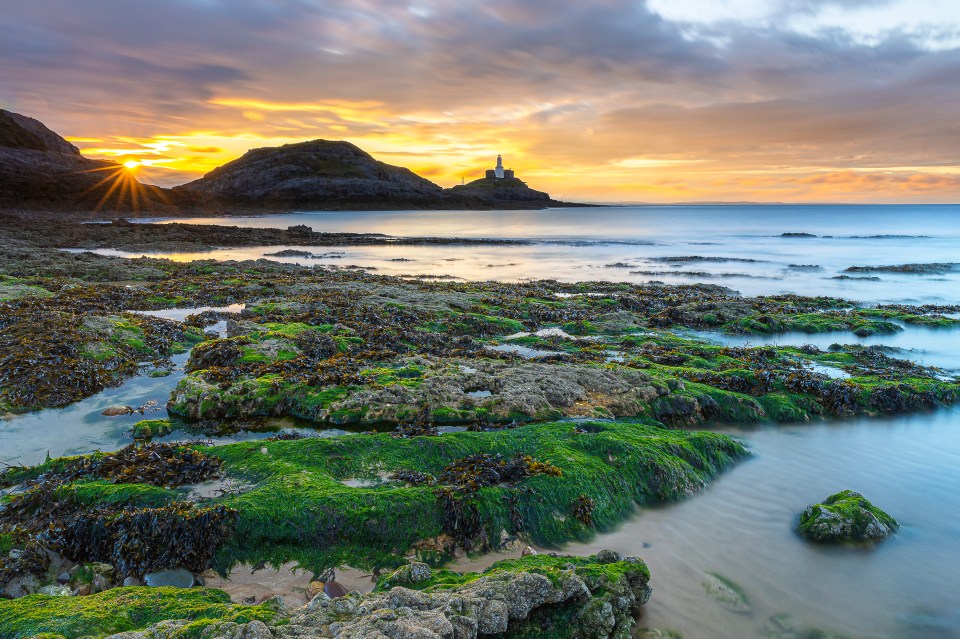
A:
[3,0,959,203]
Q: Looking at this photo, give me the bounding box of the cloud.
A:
[0,0,958,202]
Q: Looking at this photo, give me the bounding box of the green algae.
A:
[130,419,176,440]
[10,420,744,573]
[723,311,902,336]
[206,419,743,571]
[0,276,53,302]
[377,552,650,593]
[797,489,899,542]
[0,587,281,639]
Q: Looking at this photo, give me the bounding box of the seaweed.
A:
[572,495,596,526]
[54,502,237,578]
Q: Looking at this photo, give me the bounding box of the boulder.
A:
[797,490,899,542]
[386,562,432,585]
[144,568,196,588]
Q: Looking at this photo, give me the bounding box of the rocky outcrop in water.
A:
[796,490,899,542]
[446,176,553,205]
[177,140,571,210]
[177,140,448,210]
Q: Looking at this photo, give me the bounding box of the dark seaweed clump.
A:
[39,443,222,488]
[392,453,562,492]
[0,444,233,578]
[572,495,596,526]
[53,502,236,578]
[392,454,562,549]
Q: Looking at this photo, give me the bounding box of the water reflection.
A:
[559,409,960,638]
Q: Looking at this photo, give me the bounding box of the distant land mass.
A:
[0,109,579,215]
[0,110,172,211]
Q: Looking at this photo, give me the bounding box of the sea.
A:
[32,204,960,637]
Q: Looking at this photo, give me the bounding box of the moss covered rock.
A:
[796,490,899,542]
[0,586,282,639]
[4,421,745,574]
[285,552,650,639]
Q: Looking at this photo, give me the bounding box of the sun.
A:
[123,159,140,170]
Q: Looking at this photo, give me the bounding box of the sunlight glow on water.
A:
[118,205,960,304]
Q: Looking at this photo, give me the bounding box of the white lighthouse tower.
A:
[485,155,515,180]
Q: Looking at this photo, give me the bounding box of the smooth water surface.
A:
[117,205,960,304]
[688,324,960,373]
[562,410,960,639]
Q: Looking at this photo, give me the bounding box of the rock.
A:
[521,546,537,557]
[702,573,751,614]
[144,568,196,588]
[797,490,899,542]
[123,576,143,587]
[447,176,554,205]
[38,584,73,596]
[2,573,40,598]
[242,620,273,639]
[101,405,133,416]
[323,581,348,598]
[386,562,432,584]
[291,554,653,639]
[596,549,622,564]
[176,140,445,209]
[91,573,111,594]
[306,580,324,600]
[0,109,177,210]
[57,571,71,584]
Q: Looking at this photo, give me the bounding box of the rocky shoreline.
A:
[0,216,958,638]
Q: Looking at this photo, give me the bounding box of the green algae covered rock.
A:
[797,490,899,542]
[0,586,282,639]
[11,554,650,639]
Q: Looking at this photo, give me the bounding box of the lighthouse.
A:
[485,155,515,180]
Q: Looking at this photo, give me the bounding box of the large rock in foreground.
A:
[92,553,652,639]
[796,490,899,542]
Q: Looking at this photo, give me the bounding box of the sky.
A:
[2,0,960,203]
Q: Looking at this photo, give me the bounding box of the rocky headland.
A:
[0,110,577,213]
[0,110,175,211]
[446,176,552,205]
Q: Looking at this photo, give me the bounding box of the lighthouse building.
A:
[485,155,515,180]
